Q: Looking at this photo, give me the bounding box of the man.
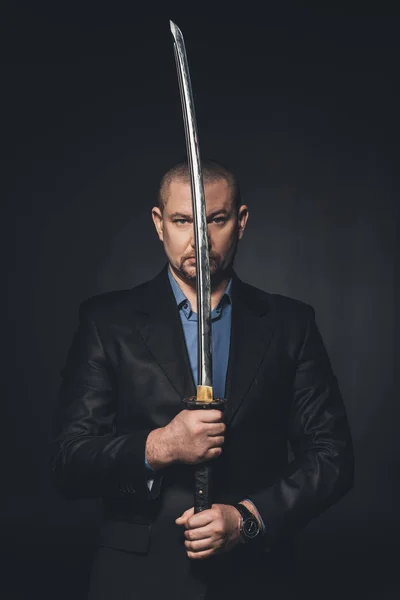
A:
[49,159,354,599]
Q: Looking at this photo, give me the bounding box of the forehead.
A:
[164,178,233,214]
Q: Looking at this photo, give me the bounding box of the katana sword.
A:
[170,21,226,513]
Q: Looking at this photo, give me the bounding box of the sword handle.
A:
[183,397,227,513]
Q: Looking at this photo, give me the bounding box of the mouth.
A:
[185,256,215,263]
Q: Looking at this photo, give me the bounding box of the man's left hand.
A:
[175,503,242,560]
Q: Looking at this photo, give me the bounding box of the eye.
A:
[212,217,227,224]
[174,219,188,225]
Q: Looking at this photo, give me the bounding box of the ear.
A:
[237,205,249,240]
[152,207,164,242]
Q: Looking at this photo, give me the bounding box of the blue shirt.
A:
[167,268,232,399]
[145,267,265,534]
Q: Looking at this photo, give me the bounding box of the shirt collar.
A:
[168,267,232,313]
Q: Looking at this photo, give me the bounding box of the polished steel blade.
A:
[170,20,213,401]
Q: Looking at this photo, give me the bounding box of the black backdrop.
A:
[3,5,398,599]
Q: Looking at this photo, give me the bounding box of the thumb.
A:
[175,507,194,524]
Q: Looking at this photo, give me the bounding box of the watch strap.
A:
[234,502,254,521]
[234,503,260,542]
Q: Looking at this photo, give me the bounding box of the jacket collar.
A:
[132,263,269,318]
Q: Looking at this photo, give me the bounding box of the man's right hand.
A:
[145,409,225,470]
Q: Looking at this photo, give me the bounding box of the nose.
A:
[190,225,212,250]
[190,230,211,250]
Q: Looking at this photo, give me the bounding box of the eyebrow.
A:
[169,209,230,220]
[169,212,191,219]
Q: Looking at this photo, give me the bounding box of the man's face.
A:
[152,178,248,285]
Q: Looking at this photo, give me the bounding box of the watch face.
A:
[243,518,259,539]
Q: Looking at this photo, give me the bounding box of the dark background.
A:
[3,3,398,599]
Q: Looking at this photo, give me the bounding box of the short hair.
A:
[157,159,242,213]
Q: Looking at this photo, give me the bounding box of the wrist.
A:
[145,427,174,470]
[235,502,262,544]
[238,500,262,530]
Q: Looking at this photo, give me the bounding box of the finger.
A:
[175,515,185,524]
[184,525,213,541]
[175,507,194,524]
[198,410,224,423]
[187,548,215,560]
[206,423,226,436]
[175,510,191,522]
[206,435,225,447]
[186,510,214,530]
[184,537,214,553]
[176,514,192,525]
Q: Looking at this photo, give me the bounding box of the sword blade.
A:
[170,20,213,402]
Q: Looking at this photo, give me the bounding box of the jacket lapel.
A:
[132,265,196,401]
[131,265,275,424]
[223,274,275,426]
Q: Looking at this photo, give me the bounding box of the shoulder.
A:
[237,277,315,321]
[78,275,158,323]
[267,292,315,321]
[79,289,131,320]
[237,279,319,356]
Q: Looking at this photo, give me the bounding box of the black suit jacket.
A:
[49,264,354,599]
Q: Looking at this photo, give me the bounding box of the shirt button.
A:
[183,303,188,309]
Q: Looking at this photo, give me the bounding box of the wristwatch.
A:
[234,503,261,543]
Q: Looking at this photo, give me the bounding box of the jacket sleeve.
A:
[49,299,163,502]
[247,306,355,551]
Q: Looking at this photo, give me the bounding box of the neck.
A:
[169,264,232,312]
